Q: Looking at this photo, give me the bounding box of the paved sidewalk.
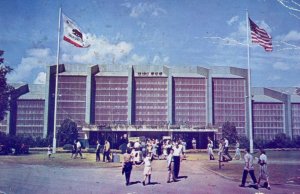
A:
[0,160,298,194]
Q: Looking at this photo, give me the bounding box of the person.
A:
[75,140,83,159]
[172,141,183,179]
[103,140,110,162]
[167,148,177,183]
[122,148,133,186]
[131,145,143,165]
[71,140,77,159]
[96,140,101,162]
[192,138,197,149]
[234,140,241,160]
[257,149,271,190]
[162,141,168,160]
[207,138,214,160]
[239,148,258,189]
[223,138,232,161]
[47,145,52,159]
[141,152,153,186]
[218,139,224,162]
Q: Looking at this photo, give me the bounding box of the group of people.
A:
[122,138,185,186]
[240,148,271,190]
[96,140,111,162]
[71,140,83,159]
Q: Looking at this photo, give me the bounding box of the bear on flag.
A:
[62,13,90,48]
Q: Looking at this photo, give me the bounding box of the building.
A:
[2,64,300,148]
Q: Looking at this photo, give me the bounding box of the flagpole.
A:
[53,7,62,154]
[246,10,254,153]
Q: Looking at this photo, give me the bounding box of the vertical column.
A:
[285,95,292,139]
[207,71,213,125]
[127,66,133,125]
[85,67,92,124]
[85,65,99,124]
[43,65,64,138]
[168,74,173,125]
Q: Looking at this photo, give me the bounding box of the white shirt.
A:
[76,141,81,149]
[244,153,254,170]
[173,145,183,156]
[224,139,229,147]
[259,154,267,164]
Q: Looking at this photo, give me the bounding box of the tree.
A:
[222,121,238,145]
[0,50,14,121]
[58,118,78,146]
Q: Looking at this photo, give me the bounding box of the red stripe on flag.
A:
[249,17,272,52]
[63,36,84,48]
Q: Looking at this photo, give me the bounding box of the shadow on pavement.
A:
[148,182,160,185]
[177,175,188,179]
[129,181,141,185]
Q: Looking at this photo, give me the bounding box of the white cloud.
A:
[123,2,166,18]
[227,16,239,25]
[277,30,300,41]
[267,75,281,81]
[272,62,291,70]
[8,48,55,83]
[152,55,169,65]
[61,34,133,65]
[127,54,147,65]
[33,72,46,84]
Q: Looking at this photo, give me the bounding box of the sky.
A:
[0,0,299,88]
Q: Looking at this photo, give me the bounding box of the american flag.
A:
[249,18,272,52]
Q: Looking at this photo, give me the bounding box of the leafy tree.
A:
[58,118,78,146]
[0,50,14,121]
[238,135,250,149]
[222,121,238,145]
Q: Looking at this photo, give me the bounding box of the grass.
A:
[0,152,121,168]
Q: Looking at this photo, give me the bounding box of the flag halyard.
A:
[249,18,272,52]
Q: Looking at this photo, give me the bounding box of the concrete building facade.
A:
[2,64,300,148]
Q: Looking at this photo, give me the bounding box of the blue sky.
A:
[0,0,299,87]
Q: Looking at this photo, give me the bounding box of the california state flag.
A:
[62,13,90,48]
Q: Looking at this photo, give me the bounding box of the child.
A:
[47,145,52,159]
[234,140,241,160]
[258,149,271,190]
[207,138,214,160]
[167,149,176,183]
[141,152,152,186]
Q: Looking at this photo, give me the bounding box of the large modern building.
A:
[1,64,300,148]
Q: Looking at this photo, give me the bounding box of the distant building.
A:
[1,64,300,148]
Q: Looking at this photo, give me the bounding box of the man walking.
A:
[224,138,232,161]
[75,140,83,159]
[103,140,110,162]
[239,148,258,189]
[96,140,101,162]
[172,141,183,179]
